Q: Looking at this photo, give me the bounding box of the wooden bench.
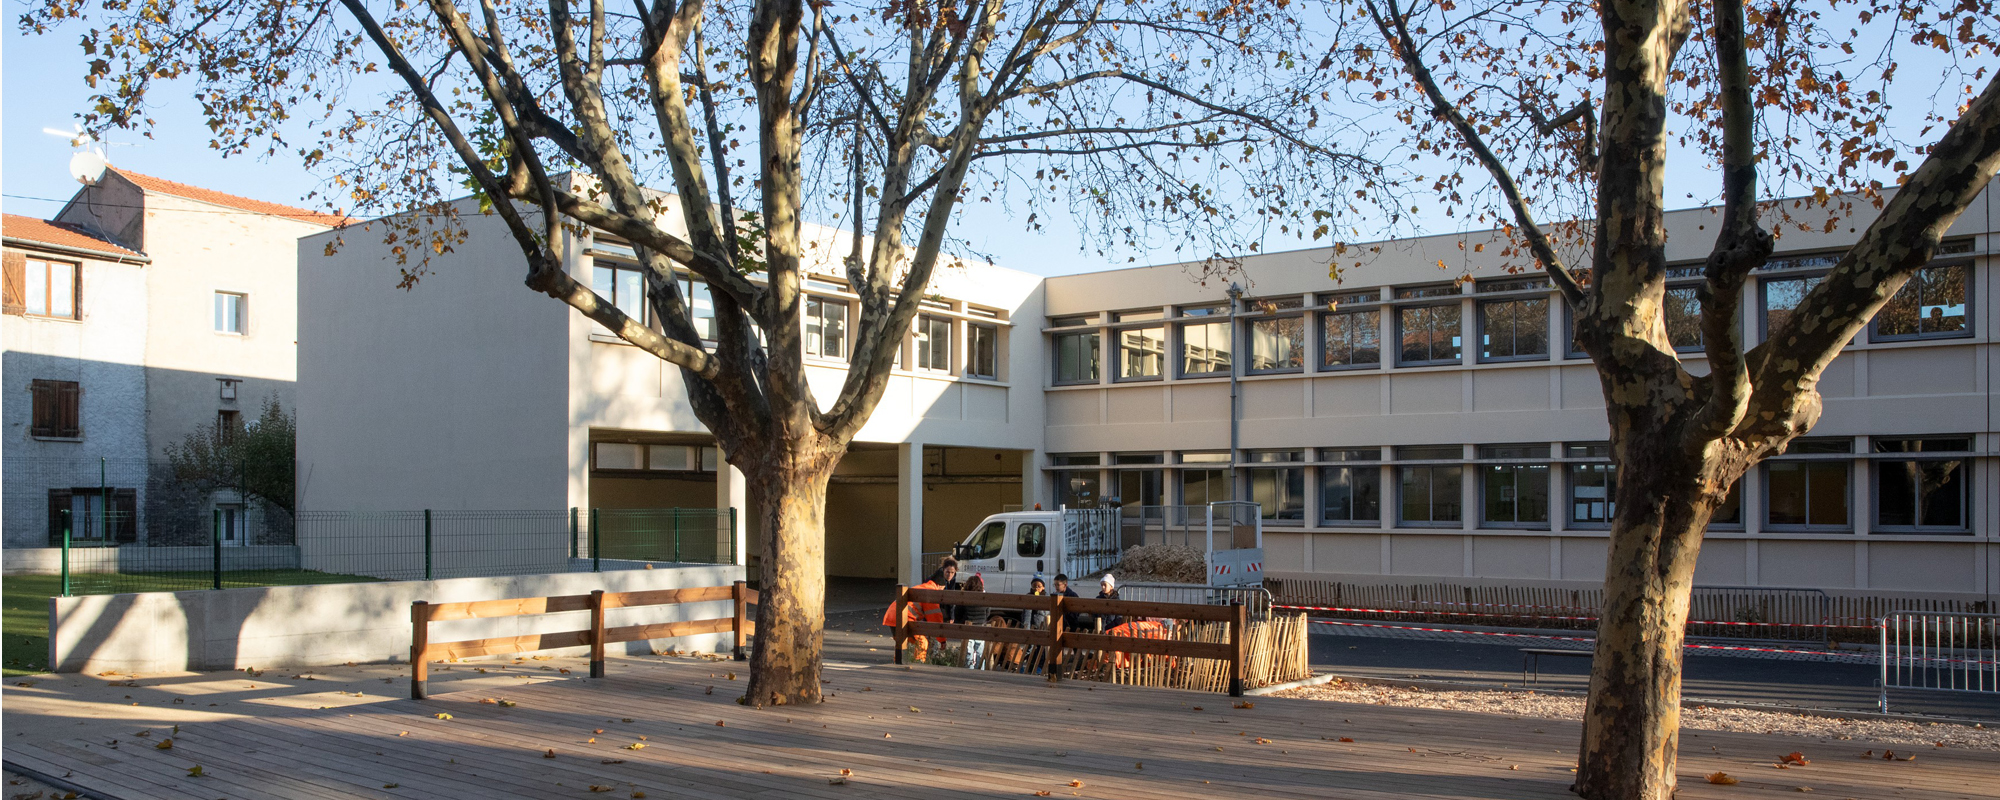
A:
[409,581,757,699]
[892,587,1252,695]
[1519,647,1592,686]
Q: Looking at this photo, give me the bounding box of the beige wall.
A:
[1041,181,2000,602]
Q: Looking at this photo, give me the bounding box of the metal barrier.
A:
[1119,581,1274,619]
[1879,610,2000,713]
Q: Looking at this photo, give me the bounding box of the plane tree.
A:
[1330,0,2000,796]
[26,0,1389,704]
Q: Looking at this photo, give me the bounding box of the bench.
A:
[1519,647,1592,686]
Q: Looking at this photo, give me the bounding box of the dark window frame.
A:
[1870,261,1972,342]
[966,322,1000,379]
[1476,295,1551,363]
[1396,301,1464,367]
[1758,271,1828,342]
[1112,323,1168,382]
[1052,330,1101,385]
[1319,306,1382,371]
[1762,458,1853,532]
[1319,463,1383,526]
[1397,463,1464,527]
[1177,319,1232,378]
[915,314,953,372]
[1244,314,1307,374]
[803,295,849,361]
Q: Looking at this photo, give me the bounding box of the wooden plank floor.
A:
[10,657,1997,800]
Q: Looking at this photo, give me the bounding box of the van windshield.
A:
[965,522,1006,560]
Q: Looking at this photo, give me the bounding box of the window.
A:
[680,277,717,340]
[1397,286,1462,366]
[1115,454,1165,516]
[214,291,247,334]
[964,521,1006,560]
[1478,444,1550,527]
[1760,274,1823,339]
[1244,450,1305,522]
[1765,439,1851,529]
[1050,314,1096,328]
[1565,442,1613,526]
[966,323,999,379]
[1178,451,1231,505]
[1662,283,1705,352]
[593,442,644,470]
[1874,437,1970,532]
[916,315,952,371]
[1396,445,1463,526]
[29,379,81,438]
[804,296,848,360]
[13,258,79,319]
[46,487,136,544]
[1711,480,1744,527]
[217,409,241,444]
[1873,263,1969,340]
[1178,319,1232,376]
[591,265,646,325]
[1319,448,1382,525]
[1115,325,1167,380]
[1246,316,1306,373]
[1052,454,1101,508]
[1320,306,1381,369]
[1016,522,1047,557]
[1479,297,1549,362]
[1113,309,1165,322]
[648,444,692,471]
[1053,331,1100,384]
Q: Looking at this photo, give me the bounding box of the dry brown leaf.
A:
[840,769,852,776]
[1338,737,1355,743]
[595,728,606,734]
[625,743,646,750]
[1781,752,1810,766]
[715,721,726,727]
[155,739,173,750]
[543,749,557,759]
[631,793,646,799]
[601,759,625,765]
[1706,772,1740,785]
[1068,780,1084,788]
[1233,701,1255,709]
[480,698,498,704]
[498,700,517,708]
[1034,792,1052,797]
[589,786,613,793]
[587,737,597,744]
[434,713,453,720]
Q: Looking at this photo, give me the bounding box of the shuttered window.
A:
[30,379,82,438]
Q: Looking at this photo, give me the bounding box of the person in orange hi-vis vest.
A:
[1105,617,1171,669]
[884,558,957,663]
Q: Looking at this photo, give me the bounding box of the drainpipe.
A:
[1225,283,1243,494]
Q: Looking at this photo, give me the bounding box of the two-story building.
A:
[298,182,1996,606]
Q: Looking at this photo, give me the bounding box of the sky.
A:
[3,11,1969,281]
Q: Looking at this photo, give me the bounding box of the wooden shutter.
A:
[58,382,81,438]
[2,251,25,315]
[113,488,138,543]
[47,489,72,546]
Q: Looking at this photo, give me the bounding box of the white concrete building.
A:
[299,183,1998,604]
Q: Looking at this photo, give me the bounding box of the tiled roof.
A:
[2,214,146,260]
[112,168,351,227]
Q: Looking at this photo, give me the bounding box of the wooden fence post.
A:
[891,585,909,665]
[1047,593,1065,683]
[1228,600,1247,697]
[732,580,748,661]
[410,601,430,700]
[589,589,607,679]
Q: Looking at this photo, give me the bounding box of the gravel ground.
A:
[1276,679,2000,751]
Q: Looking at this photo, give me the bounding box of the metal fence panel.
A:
[1879,610,2000,713]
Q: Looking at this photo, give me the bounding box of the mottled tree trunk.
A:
[1574,444,1744,800]
[740,440,837,707]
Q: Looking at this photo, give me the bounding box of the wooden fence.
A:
[409,581,756,699]
[890,586,1261,696]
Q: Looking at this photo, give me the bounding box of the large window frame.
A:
[1395,285,1464,367]
[1318,447,1383,526]
[966,322,1000,380]
[1177,452,1231,505]
[804,295,849,361]
[1871,261,1971,342]
[1112,312,1168,382]
[1475,279,1550,364]
[1052,330,1101,385]
[1052,453,1103,508]
[1243,297,1306,375]
[1762,439,1853,532]
[1395,444,1463,527]
[20,258,80,320]
[1872,437,1972,533]
[1759,271,1827,341]
[1243,450,1306,523]
[592,263,648,326]
[1318,291,1382,371]
[1177,306,1232,377]
[214,291,247,335]
[915,314,952,372]
[1477,443,1550,529]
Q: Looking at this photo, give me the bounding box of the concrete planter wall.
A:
[4,545,302,575]
[50,562,743,673]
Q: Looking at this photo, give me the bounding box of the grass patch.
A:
[2,570,380,677]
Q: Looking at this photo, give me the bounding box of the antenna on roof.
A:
[44,124,111,186]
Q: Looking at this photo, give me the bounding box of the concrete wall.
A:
[296,202,572,511]
[4,545,299,575]
[50,562,744,673]
[2,244,152,548]
[1041,181,2000,603]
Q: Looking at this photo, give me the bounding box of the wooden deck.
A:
[9,656,1996,800]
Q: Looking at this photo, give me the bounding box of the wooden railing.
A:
[891,586,1252,696]
[409,581,756,699]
